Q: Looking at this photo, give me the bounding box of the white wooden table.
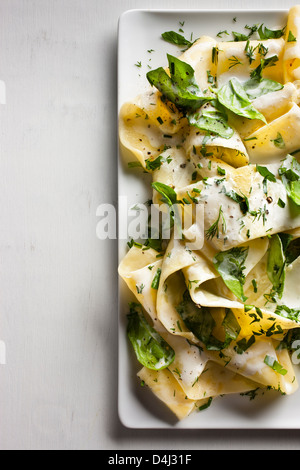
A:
[0,0,299,450]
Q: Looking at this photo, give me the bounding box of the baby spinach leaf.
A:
[176,291,220,350]
[284,237,300,265]
[266,232,300,302]
[147,54,212,111]
[288,181,300,206]
[188,108,234,139]
[275,305,300,323]
[161,31,194,48]
[279,155,300,206]
[267,234,286,299]
[152,182,178,206]
[176,291,240,350]
[222,308,241,343]
[243,77,283,100]
[213,246,249,302]
[217,78,267,123]
[127,303,175,370]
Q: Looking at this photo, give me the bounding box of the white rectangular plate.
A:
[117,8,300,429]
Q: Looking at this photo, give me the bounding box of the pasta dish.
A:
[118,5,300,421]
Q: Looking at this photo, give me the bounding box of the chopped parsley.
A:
[287,30,297,42]
[271,132,285,149]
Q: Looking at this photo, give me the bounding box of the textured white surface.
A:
[0,0,300,450]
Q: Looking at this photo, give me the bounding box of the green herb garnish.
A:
[279,154,300,206]
[258,24,285,40]
[213,246,249,302]
[287,30,297,42]
[264,355,287,375]
[161,31,196,49]
[151,268,162,290]
[127,303,175,370]
[205,206,227,240]
[217,78,267,123]
[147,54,212,111]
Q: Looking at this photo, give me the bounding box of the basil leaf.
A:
[217,78,267,123]
[267,234,286,299]
[222,308,241,342]
[279,155,300,206]
[176,292,221,350]
[288,181,300,205]
[284,237,300,265]
[152,182,178,206]
[243,78,283,100]
[161,31,193,48]
[147,54,212,111]
[258,24,285,39]
[264,355,287,376]
[278,233,294,253]
[176,291,240,350]
[127,303,175,370]
[188,108,234,139]
[213,246,249,302]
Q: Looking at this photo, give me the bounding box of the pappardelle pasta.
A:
[118,6,300,421]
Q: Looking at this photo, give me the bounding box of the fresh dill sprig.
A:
[228,55,243,69]
[205,206,227,240]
